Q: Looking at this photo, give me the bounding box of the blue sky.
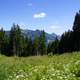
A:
[0,0,80,35]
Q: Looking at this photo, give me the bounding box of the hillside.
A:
[0,52,80,80]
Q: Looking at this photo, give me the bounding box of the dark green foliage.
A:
[9,24,16,56]
[72,12,80,51]
[47,37,59,54]
[0,28,10,56]
[47,11,80,54]
[39,30,47,55]
[58,30,73,53]
[0,28,5,54]
[73,11,80,32]
[47,42,52,54]
[0,24,47,56]
[27,38,33,56]
[21,36,29,56]
[9,24,24,56]
[33,35,39,56]
[58,11,80,53]
[52,37,59,54]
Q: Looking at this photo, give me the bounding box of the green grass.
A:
[0,52,80,80]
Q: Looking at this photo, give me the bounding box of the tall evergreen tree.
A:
[22,36,29,56]
[73,11,80,32]
[9,24,16,56]
[27,37,33,56]
[72,11,80,51]
[47,41,52,54]
[47,37,59,54]
[52,37,59,54]
[0,28,5,54]
[3,35,10,56]
[33,35,39,56]
[58,30,73,53]
[15,24,24,56]
[39,30,47,55]
[9,24,24,56]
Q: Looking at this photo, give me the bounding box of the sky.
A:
[0,0,80,35]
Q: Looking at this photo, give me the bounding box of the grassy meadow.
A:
[0,52,80,80]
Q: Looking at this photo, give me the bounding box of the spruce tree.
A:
[27,37,33,56]
[22,36,29,56]
[0,28,5,54]
[72,11,80,51]
[15,24,24,56]
[33,35,39,56]
[9,24,24,56]
[9,24,16,56]
[39,30,47,55]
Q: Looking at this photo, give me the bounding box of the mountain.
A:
[21,29,59,43]
[5,29,59,43]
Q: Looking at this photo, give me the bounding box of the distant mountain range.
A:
[5,29,60,43]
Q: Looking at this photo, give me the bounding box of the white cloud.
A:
[47,25,69,35]
[44,25,63,35]
[50,25,61,29]
[33,12,47,19]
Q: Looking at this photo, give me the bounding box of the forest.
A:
[0,11,80,56]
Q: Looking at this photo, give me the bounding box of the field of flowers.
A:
[0,52,80,80]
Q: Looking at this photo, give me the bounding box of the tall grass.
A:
[0,52,80,80]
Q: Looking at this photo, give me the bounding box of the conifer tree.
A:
[39,30,47,55]
[0,28,5,54]
[9,24,24,56]
[72,11,80,51]
[33,35,39,56]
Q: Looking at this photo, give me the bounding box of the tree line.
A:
[47,11,80,54]
[0,11,80,56]
[0,24,47,56]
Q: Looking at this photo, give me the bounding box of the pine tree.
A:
[9,24,24,56]
[9,24,16,56]
[0,28,5,54]
[22,36,29,56]
[33,35,39,56]
[52,37,59,54]
[47,37,59,54]
[27,37,33,56]
[3,35,10,56]
[39,30,47,55]
[47,42,52,54]
[73,11,80,32]
[72,11,80,51]
[15,24,24,56]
